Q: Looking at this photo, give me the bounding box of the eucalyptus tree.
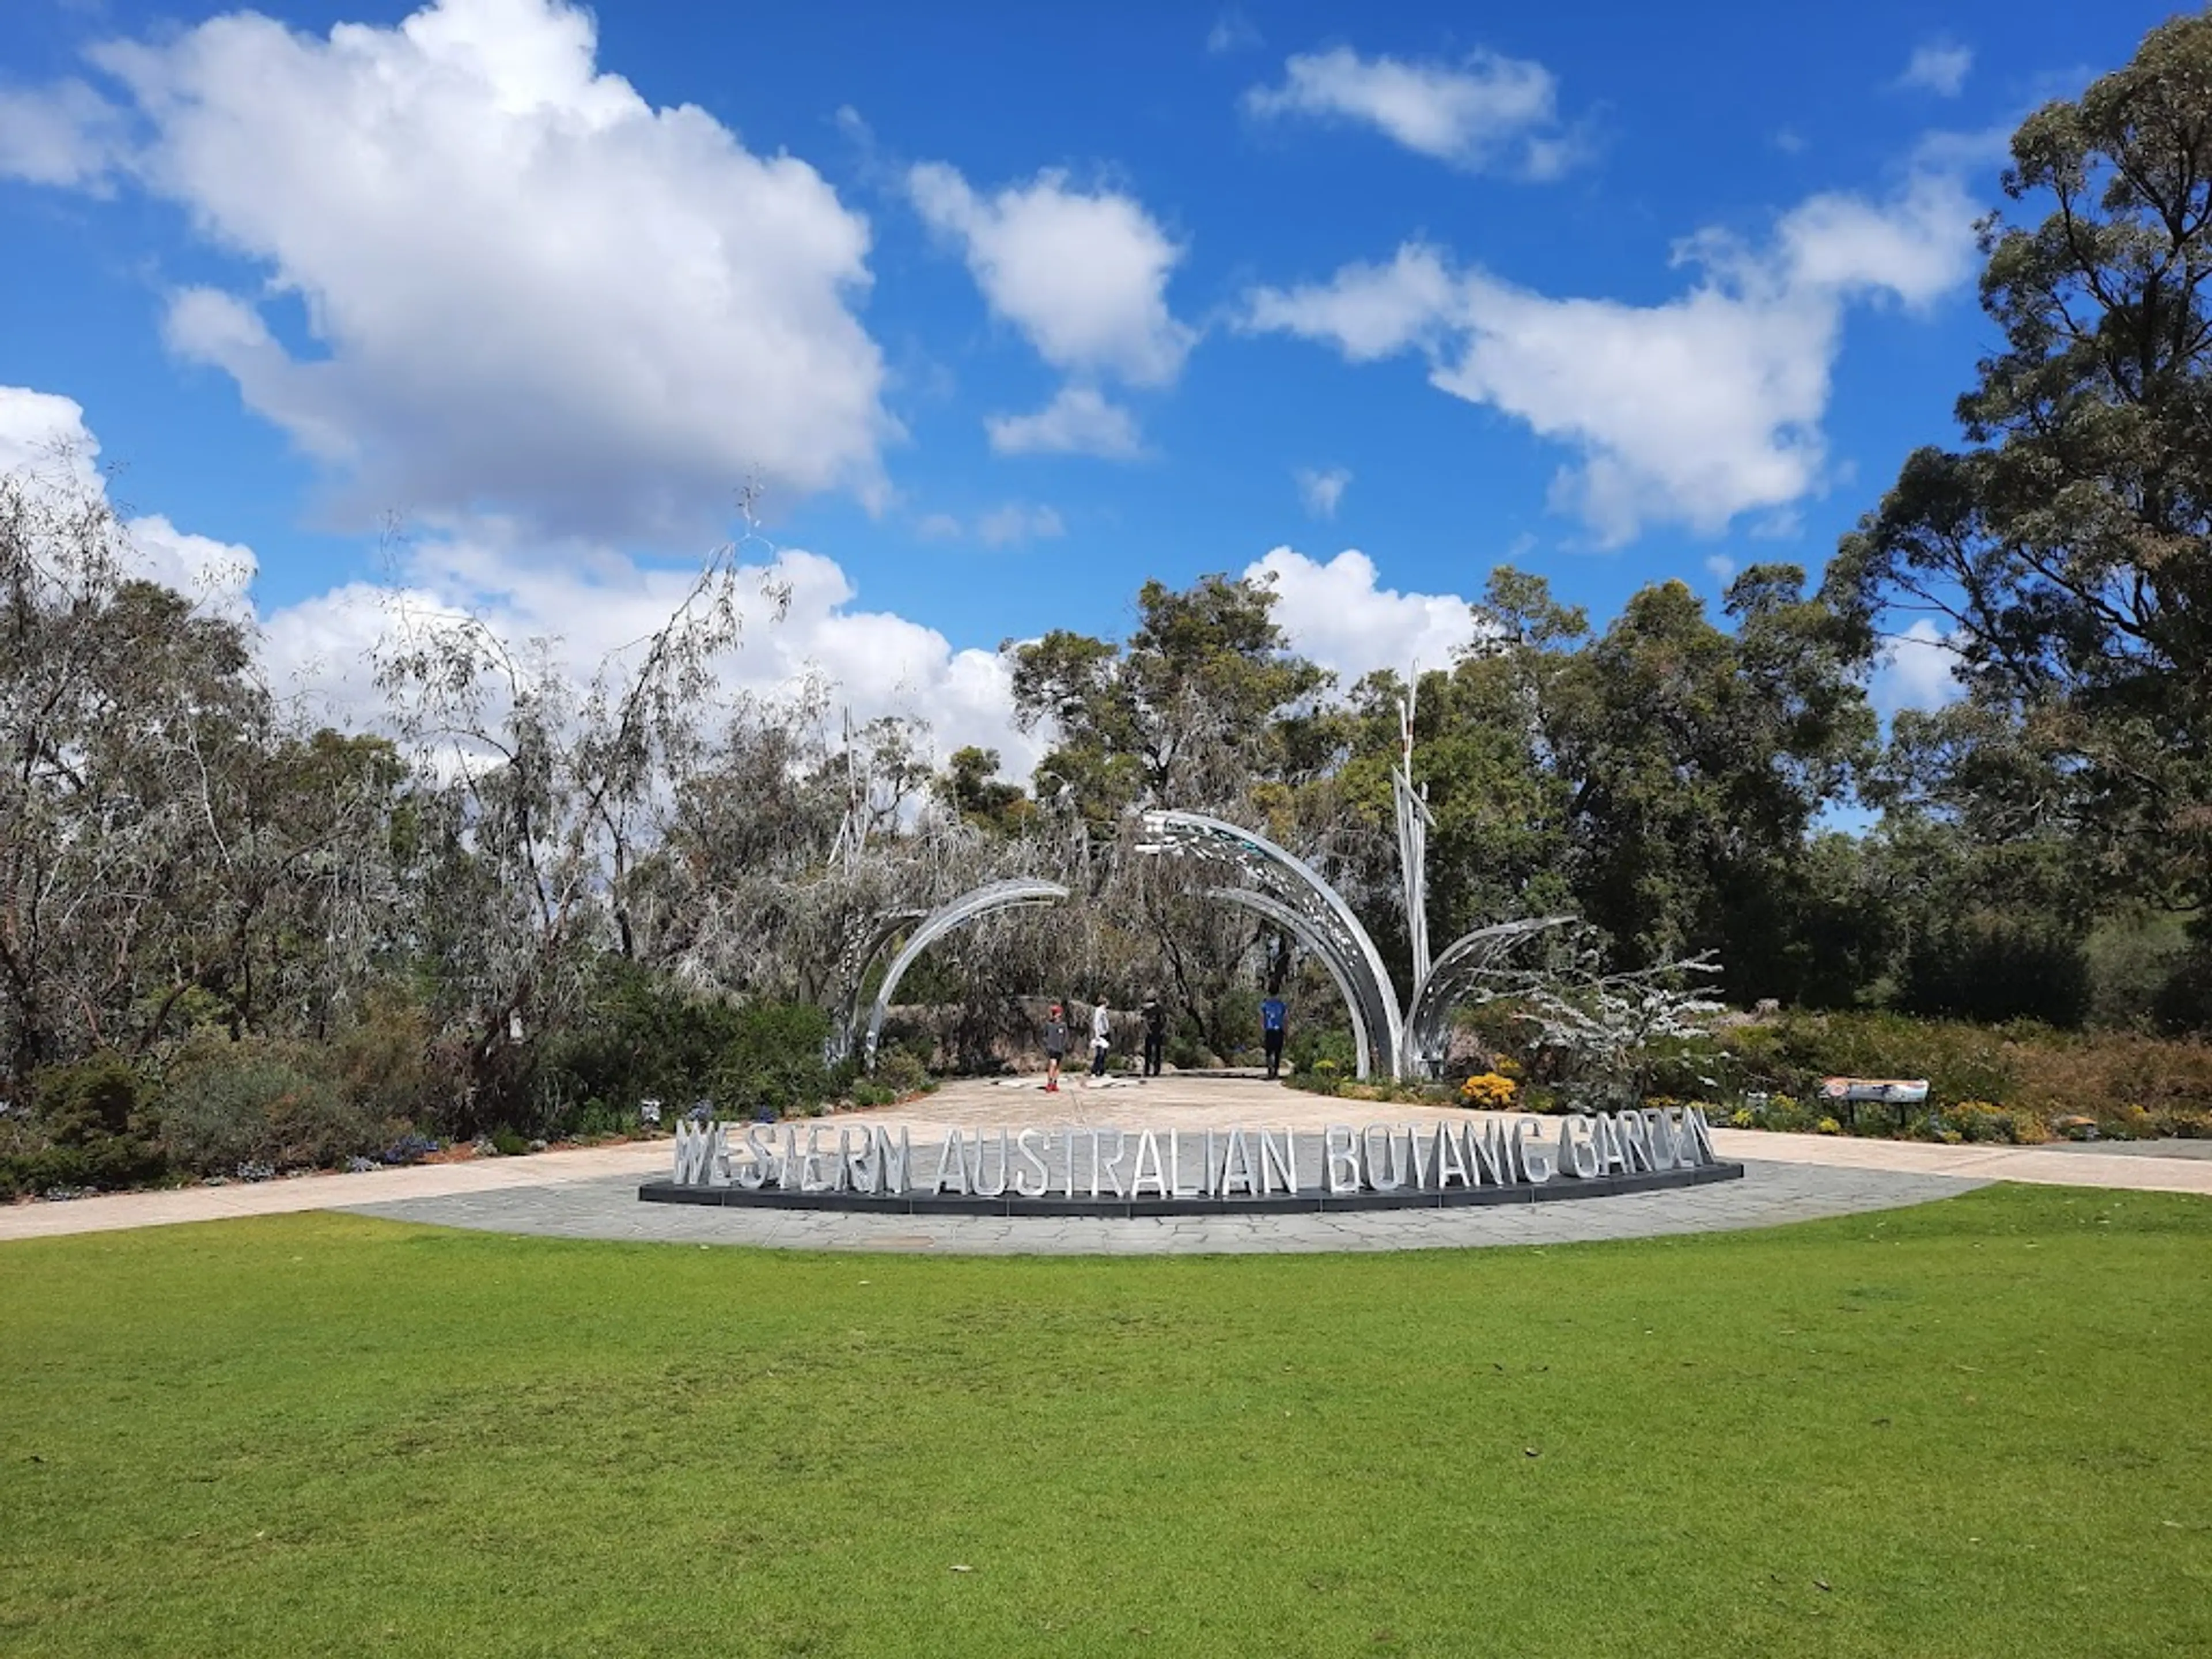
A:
[372,537,763,1117]
[1825,12,2212,1021]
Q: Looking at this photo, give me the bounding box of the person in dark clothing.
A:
[1260,994,1287,1079]
[1140,993,1165,1077]
[1041,1003,1069,1092]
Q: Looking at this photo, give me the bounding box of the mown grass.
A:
[2,1187,2209,1657]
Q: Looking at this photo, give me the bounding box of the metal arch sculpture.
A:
[825,907,926,1067]
[1203,887,1377,1081]
[1139,809,1404,1080]
[861,878,1070,1070]
[1403,915,1575,1080]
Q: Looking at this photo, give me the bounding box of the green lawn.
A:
[2,1188,2208,1658]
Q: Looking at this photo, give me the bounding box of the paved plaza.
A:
[3,1071,2206,1252]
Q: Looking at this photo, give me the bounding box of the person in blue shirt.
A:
[1260,994,1287,1079]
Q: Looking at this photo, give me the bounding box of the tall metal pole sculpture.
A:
[1393,681,1435,997]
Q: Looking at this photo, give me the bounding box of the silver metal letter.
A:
[1514,1118,1555,1183]
[1325,1125,1361,1194]
[1435,1122,1470,1188]
[1361,1125,1401,1191]
[1014,1127,1050,1197]
[1558,1115,1599,1179]
[931,1129,971,1195]
[1129,1129,1167,1197]
[972,1128,1010,1198]
[1219,1128,1256,1196]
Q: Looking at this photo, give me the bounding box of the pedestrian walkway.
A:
[2,1072,2205,1251]
[343,1160,1976,1255]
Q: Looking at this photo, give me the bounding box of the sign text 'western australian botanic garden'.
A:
[639,1109,1741,1215]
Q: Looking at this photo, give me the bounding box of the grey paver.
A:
[342,1159,1981,1255]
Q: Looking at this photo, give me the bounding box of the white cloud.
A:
[985,385,1146,460]
[1207,10,1262,55]
[2,384,1036,770]
[1704,554,1737,584]
[0,79,126,188]
[1243,45,1584,177]
[1243,166,1980,544]
[1296,466,1350,519]
[908,161,1194,387]
[1873,619,1963,715]
[1245,547,1477,685]
[1897,42,1973,97]
[975,502,1066,546]
[0,385,259,617]
[1244,244,1460,360]
[3,0,893,541]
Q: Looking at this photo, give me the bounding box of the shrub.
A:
[1,1055,168,1195]
[1902,915,2092,1028]
[528,960,744,1135]
[1286,1024,1357,1078]
[158,1034,394,1175]
[1458,1072,1518,1109]
[710,1002,834,1119]
[873,1047,932,1100]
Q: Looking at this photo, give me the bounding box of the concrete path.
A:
[2,1071,2205,1251]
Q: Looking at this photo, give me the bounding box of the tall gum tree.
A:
[1825,13,2212,937]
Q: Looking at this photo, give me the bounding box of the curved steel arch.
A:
[1203,887,1376,1081]
[862,878,1070,1070]
[1403,915,1574,1078]
[1141,809,1404,1079]
[824,907,926,1067]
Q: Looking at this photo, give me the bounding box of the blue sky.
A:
[0,0,2183,772]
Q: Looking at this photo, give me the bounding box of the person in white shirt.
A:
[1089,999,1112,1078]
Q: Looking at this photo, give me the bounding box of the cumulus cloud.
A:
[1872,619,1963,715]
[279,526,1039,768]
[1296,466,1350,519]
[0,385,259,617]
[1245,547,1477,685]
[0,79,127,188]
[1244,45,1585,177]
[2,384,1035,768]
[985,385,1146,460]
[908,161,1194,387]
[1897,41,1972,97]
[1243,166,1979,544]
[2,0,894,541]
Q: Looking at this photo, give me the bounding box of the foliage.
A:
[0,1052,168,1196]
[1710,1009,2212,1137]
[1899,914,2092,1028]
[1825,13,2212,988]
[1457,1071,1518,1108]
[709,1001,834,1119]
[157,1033,396,1176]
[1469,938,1728,1109]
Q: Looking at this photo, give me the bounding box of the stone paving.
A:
[342,1158,1981,1254]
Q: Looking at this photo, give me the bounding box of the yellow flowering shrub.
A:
[1459,1072,1518,1109]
